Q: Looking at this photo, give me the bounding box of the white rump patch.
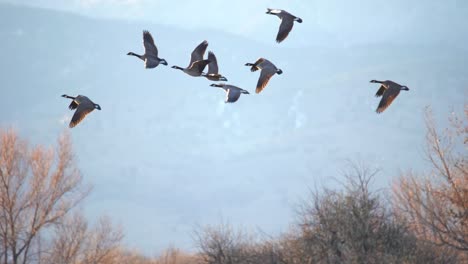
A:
[269,9,282,14]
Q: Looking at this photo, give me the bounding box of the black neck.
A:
[62,94,75,99]
[127,52,144,60]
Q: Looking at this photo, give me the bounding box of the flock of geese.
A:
[61,8,410,128]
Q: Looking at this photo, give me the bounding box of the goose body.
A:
[203,51,228,81]
[61,94,101,128]
[245,58,282,93]
[171,40,211,77]
[127,30,168,68]
[370,80,410,113]
[210,83,249,103]
[266,8,302,43]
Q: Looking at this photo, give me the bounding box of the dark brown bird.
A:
[210,83,249,103]
[127,30,168,68]
[62,94,101,128]
[370,80,409,113]
[245,58,282,93]
[266,8,302,43]
[171,40,211,77]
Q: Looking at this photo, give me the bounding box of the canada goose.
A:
[245,58,282,93]
[202,51,228,81]
[127,30,168,68]
[171,40,211,77]
[61,94,101,128]
[210,83,249,103]
[266,8,302,43]
[370,80,410,113]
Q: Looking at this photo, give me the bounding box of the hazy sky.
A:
[1,0,467,255]
[4,0,468,45]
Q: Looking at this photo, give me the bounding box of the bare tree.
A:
[46,212,88,264]
[293,162,450,263]
[394,106,468,260]
[154,246,199,264]
[0,129,91,264]
[44,212,123,264]
[193,222,256,264]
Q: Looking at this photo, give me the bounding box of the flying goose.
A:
[202,51,228,81]
[245,58,282,93]
[171,40,211,77]
[127,30,168,68]
[61,94,101,128]
[210,83,249,103]
[266,8,302,43]
[370,80,409,113]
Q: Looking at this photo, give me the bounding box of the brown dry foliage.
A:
[44,213,124,264]
[393,106,467,260]
[0,129,91,264]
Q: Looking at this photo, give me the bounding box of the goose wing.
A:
[250,58,266,72]
[68,100,79,110]
[256,67,276,94]
[226,88,242,103]
[375,85,387,97]
[276,16,294,43]
[190,40,208,65]
[143,30,158,58]
[207,51,219,74]
[69,100,95,128]
[189,59,211,73]
[376,86,401,113]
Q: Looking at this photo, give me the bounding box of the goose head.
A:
[266,8,281,15]
[219,76,228,82]
[241,90,250,94]
[295,17,303,23]
[277,69,283,75]
[210,83,224,88]
[94,104,102,110]
[401,86,409,91]
[160,59,168,66]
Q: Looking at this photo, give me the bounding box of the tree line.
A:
[0,106,466,264]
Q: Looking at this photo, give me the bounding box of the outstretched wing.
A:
[190,40,208,65]
[276,17,294,43]
[190,59,211,73]
[143,30,158,58]
[256,68,275,94]
[376,86,400,113]
[68,100,79,110]
[226,88,241,103]
[375,85,387,97]
[250,58,265,72]
[207,51,219,74]
[69,102,95,128]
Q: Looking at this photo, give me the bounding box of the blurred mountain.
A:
[0,3,466,252]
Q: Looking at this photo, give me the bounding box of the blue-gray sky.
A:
[0,0,467,255]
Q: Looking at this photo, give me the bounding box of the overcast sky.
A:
[1,0,467,255]
[4,0,468,45]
